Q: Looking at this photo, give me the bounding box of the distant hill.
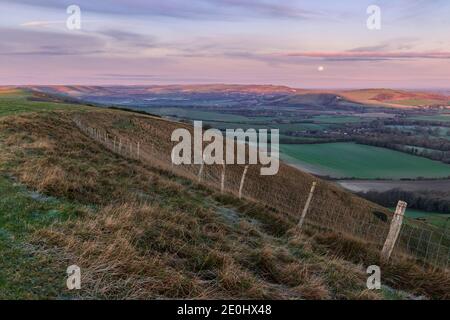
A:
[28,84,301,97]
[24,85,450,109]
[339,89,450,108]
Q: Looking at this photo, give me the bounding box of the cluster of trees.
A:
[377,125,449,137]
[359,188,450,214]
[357,129,450,149]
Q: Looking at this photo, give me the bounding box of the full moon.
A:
[318,66,325,72]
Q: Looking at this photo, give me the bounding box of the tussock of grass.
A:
[313,232,450,299]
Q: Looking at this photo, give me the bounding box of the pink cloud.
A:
[278,51,450,61]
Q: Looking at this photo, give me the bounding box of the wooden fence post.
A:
[197,156,205,183]
[298,181,317,230]
[220,164,226,193]
[137,142,140,159]
[238,165,249,199]
[381,200,407,262]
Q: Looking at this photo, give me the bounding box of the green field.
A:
[311,115,367,124]
[391,208,450,229]
[269,122,328,131]
[0,90,87,117]
[150,107,252,122]
[281,142,450,179]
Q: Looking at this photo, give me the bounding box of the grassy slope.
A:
[281,142,450,179]
[0,89,89,298]
[0,90,448,299]
[0,110,374,299]
[0,89,87,117]
[0,176,85,299]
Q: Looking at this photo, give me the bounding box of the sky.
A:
[1,0,450,88]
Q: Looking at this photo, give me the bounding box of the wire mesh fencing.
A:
[73,116,450,271]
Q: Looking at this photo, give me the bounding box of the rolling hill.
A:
[0,89,449,299]
[25,85,450,109]
[340,89,450,108]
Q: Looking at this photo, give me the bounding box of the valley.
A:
[31,85,450,217]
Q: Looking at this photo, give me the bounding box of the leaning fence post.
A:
[381,200,407,262]
[238,165,249,199]
[298,181,317,230]
[197,156,205,183]
[220,164,226,193]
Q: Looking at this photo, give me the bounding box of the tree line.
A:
[359,188,450,214]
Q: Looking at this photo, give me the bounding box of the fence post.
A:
[197,156,205,183]
[137,142,140,159]
[238,165,249,199]
[220,164,226,193]
[297,181,317,230]
[381,200,407,262]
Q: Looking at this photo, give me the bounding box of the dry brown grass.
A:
[35,204,205,299]
[72,110,394,244]
[0,87,19,95]
[313,232,450,299]
[0,109,446,299]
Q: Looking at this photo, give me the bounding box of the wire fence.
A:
[73,116,450,271]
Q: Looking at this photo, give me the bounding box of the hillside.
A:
[0,89,449,299]
[340,89,450,108]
